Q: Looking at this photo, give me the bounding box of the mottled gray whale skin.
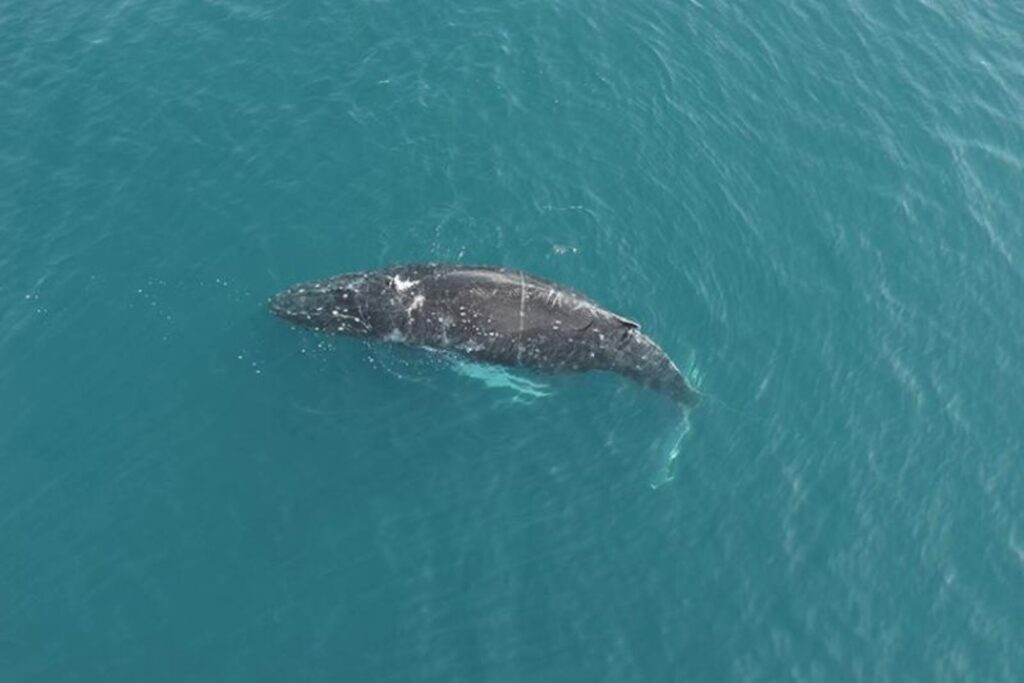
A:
[270,264,698,405]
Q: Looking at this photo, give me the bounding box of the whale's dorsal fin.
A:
[612,314,640,330]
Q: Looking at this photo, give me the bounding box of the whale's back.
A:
[273,264,698,405]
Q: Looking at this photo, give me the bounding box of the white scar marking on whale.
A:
[331,311,365,327]
[393,276,418,292]
[407,294,425,313]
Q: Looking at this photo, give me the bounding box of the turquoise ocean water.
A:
[2,1,1022,680]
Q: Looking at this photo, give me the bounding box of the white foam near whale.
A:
[648,413,693,489]
[649,351,702,488]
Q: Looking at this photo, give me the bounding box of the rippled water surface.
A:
[2,1,1023,681]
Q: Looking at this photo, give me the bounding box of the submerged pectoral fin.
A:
[449,357,553,400]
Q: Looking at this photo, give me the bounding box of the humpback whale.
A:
[270,264,698,405]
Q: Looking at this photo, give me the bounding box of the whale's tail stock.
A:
[614,333,701,408]
[644,362,701,407]
[661,369,702,407]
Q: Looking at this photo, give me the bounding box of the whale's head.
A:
[270,272,386,336]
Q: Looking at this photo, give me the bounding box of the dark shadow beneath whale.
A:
[270,264,698,406]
